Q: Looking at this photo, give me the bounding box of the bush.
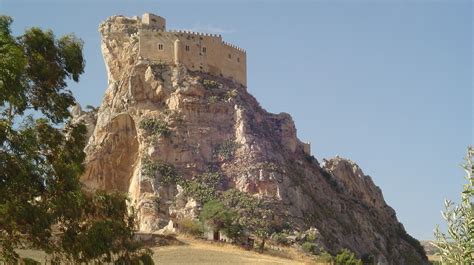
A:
[209,95,219,104]
[182,181,217,203]
[272,232,291,246]
[201,79,220,89]
[181,172,221,203]
[141,156,181,185]
[140,118,171,137]
[306,231,318,243]
[315,251,333,263]
[214,139,239,161]
[225,89,238,100]
[302,242,318,255]
[177,218,203,237]
[334,249,363,265]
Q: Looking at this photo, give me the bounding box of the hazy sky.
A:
[1,0,471,240]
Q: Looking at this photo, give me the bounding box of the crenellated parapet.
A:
[168,30,222,39]
[221,41,246,53]
[138,13,247,86]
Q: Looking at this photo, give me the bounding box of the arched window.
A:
[158,44,164,50]
[202,47,207,53]
[237,57,240,63]
[228,54,231,59]
[185,45,190,51]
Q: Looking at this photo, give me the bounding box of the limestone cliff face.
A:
[81,15,429,265]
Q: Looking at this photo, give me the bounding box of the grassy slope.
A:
[16,236,318,264]
[153,236,316,265]
[153,241,303,265]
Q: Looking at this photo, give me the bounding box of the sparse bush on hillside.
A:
[214,139,240,161]
[301,242,318,255]
[305,230,318,243]
[225,89,238,100]
[140,118,171,137]
[141,156,181,185]
[334,249,363,265]
[183,181,217,203]
[272,232,291,246]
[432,146,474,264]
[176,218,203,237]
[209,95,219,104]
[314,251,334,263]
[181,172,221,203]
[201,79,220,89]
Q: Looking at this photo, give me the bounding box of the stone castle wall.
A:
[138,14,247,86]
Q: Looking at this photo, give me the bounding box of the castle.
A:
[138,13,247,86]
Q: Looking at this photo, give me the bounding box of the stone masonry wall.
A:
[138,14,247,86]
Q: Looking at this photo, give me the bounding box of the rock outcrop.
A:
[81,14,429,264]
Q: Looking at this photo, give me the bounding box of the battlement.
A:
[138,13,247,86]
[222,41,246,53]
[168,30,222,39]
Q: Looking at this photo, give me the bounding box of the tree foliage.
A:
[200,200,240,235]
[197,189,280,249]
[432,146,474,264]
[334,249,362,265]
[50,191,153,264]
[0,16,153,264]
[221,189,278,251]
[181,172,221,204]
[176,218,203,237]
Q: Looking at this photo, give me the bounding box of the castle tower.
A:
[142,13,166,31]
[138,13,247,87]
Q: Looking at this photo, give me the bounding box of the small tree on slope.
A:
[432,146,474,264]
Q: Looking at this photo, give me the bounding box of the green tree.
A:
[0,16,152,264]
[432,146,474,264]
[222,189,278,252]
[54,191,153,264]
[334,249,363,265]
[200,200,241,240]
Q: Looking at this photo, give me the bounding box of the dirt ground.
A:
[152,237,308,265]
[14,236,317,264]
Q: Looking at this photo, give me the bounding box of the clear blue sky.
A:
[1,0,471,240]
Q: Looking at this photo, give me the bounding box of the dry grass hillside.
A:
[152,236,315,265]
[16,235,326,264]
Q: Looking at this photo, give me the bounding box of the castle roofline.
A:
[140,13,245,53]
